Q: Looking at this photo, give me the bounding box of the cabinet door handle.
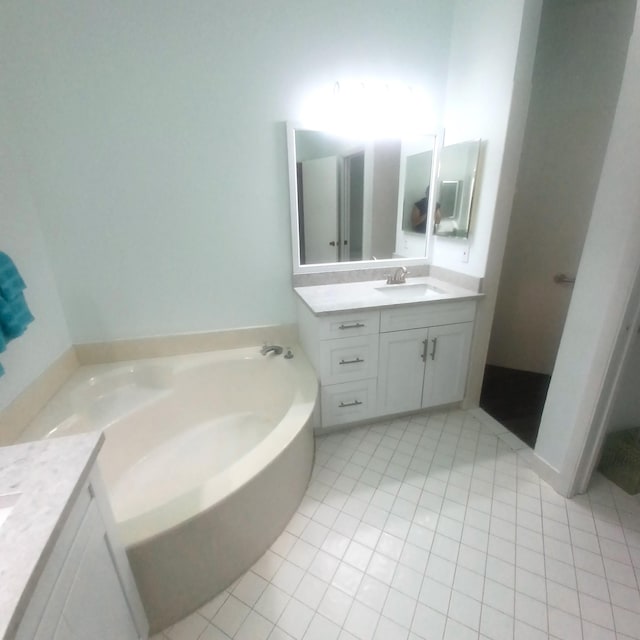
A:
[339,357,364,365]
[421,339,429,362]
[339,322,365,330]
[339,400,363,408]
[430,337,438,360]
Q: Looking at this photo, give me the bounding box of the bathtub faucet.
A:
[260,344,284,356]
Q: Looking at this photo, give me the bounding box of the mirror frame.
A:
[286,122,444,275]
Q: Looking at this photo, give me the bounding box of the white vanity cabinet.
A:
[297,295,476,430]
[15,469,148,640]
[297,304,380,427]
[378,301,475,415]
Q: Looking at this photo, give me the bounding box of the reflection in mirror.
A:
[434,139,481,238]
[289,127,437,268]
[400,138,435,237]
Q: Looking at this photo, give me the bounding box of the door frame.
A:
[570,262,640,494]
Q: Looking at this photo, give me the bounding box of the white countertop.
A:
[0,433,103,639]
[294,276,482,315]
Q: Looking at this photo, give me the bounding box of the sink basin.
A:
[0,492,21,529]
[375,283,447,299]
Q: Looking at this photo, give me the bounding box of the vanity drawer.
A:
[321,379,376,427]
[319,310,380,339]
[380,300,476,332]
[319,334,379,384]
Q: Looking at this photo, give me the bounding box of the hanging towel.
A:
[0,252,34,346]
[0,320,5,377]
[0,252,27,301]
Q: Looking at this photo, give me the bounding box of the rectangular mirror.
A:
[287,124,441,273]
[434,139,481,238]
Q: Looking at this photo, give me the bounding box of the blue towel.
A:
[0,292,34,340]
[0,252,27,301]
[0,321,5,377]
[0,253,34,358]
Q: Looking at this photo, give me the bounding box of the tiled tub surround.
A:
[0,433,102,638]
[152,409,640,640]
[18,345,319,633]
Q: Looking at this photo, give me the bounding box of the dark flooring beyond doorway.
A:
[480,365,551,448]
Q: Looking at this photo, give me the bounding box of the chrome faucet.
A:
[386,266,408,285]
[260,344,284,356]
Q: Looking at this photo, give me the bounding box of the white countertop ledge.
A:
[294,276,482,315]
[0,433,104,640]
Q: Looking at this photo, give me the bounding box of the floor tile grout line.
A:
[156,410,640,640]
[318,417,640,615]
[317,413,456,639]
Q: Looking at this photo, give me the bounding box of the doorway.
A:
[481,0,636,447]
[342,151,365,262]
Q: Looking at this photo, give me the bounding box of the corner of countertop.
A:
[0,432,104,640]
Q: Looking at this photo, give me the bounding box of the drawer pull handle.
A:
[339,322,365,330]
[339,400,363,408]
[339,357,364,365]
[430,337,438,360]
[421,339,428,362]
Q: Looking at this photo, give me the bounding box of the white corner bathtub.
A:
[21,345,318,632]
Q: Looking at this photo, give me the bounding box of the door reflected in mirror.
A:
[289,128,438,268]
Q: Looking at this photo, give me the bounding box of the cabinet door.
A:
[61,507,140,639]
[422,322,473,408]
[38,501,141,640]
[378,328,428,415]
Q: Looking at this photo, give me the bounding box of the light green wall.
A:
[0,96,72,411]
[1,1,453,344]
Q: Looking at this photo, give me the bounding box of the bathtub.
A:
[20,345,318,632]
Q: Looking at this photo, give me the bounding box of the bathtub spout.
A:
[260,344,283,356]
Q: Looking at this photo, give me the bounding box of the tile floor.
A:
[150,409,640,640]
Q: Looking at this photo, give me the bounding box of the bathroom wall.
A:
[0,96,72,411]
[0,0,453,344]
[435,0,544,405]
[433,0,542,278]
[488,0,637,375]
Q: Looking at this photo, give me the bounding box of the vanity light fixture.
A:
[300,79,434,138]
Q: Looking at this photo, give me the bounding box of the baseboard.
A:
[469,408,572,496]
[527,450,572,497]
[0,347,79,446]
